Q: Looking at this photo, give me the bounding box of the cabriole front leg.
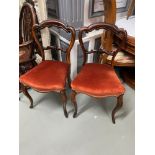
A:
[21,84,33,108]
[112,94,123,124]
[60,90,68,118]
[67,71,71,88]
[71,90,77,118]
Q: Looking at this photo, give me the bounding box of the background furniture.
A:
[127,0,135,19]
[100,0,135,89]
[71,23,127,124]
[102,16,135,88]
[114,34,135,89]
[115,16,135,89]
[20,20,75,117]
[19,0,40,91]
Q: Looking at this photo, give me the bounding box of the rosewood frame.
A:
[71,23,127,123]
[21,20,75,117]
[32,19,75,63]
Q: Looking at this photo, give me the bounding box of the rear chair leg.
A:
[67,71,71,88]
[71,90,77,118]
[60,90,68,118]
[67,78,71,88]
[21,84,33,108]
[112,95,123,124]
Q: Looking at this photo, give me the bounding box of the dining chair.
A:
[20,19,75,117]
[71,22,127,123]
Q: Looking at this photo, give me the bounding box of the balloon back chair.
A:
[20,20,75,117]
[71,23,127,123]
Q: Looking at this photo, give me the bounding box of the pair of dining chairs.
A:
[19,16,127,124]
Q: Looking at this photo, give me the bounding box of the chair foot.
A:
[73,112,77,118]
[71,90,77,118]
[112,95,123,124]
[29,104,33,109]
[21,84,33,108]
[60,90,68,118]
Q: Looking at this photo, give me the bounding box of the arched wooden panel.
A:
[101,0,116,51]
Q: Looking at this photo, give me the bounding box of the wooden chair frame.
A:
[21,19,75,117]
[71,22,127,123]
[32,20,75,63]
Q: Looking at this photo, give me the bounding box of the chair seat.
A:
[20,60,69,92]
[71,63,125,97]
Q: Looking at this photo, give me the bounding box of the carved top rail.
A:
[32,19,76,63]
[78,22,127,66]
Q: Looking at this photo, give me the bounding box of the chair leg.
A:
[60,90,68,118]
[21,84,33,108]
[67,71,71,88]
[67,77,71,88]
[112,94,123,124]
[71,90,77,118]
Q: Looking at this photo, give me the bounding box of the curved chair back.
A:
[32,19,76,63]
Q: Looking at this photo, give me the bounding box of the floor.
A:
[19,84,135,155]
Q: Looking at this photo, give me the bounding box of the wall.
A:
[84,0,128,26]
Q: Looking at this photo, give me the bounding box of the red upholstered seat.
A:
[20,60,69,92]
[71,63,125,97]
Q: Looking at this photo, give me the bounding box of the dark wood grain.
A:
[32,19,76,63]
[20,18,76,117]
[60,90,68,118]
[112,95,123,124]
[21,83,33,108]
[71,90,77,118]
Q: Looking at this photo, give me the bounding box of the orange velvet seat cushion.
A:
[71,63,125,97]
[20,60,69,91]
